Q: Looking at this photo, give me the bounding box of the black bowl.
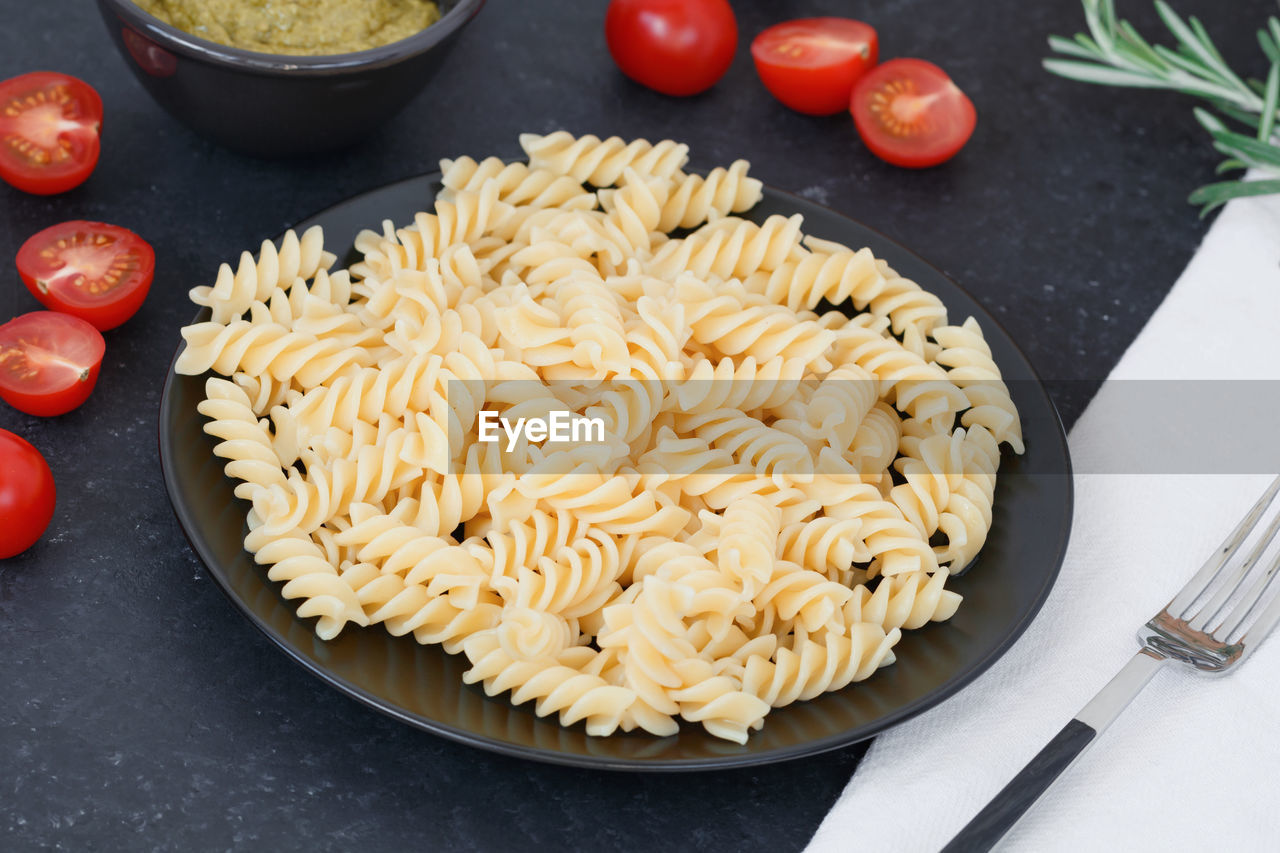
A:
[95,0,484,156]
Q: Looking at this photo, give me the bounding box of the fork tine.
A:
[1189,507,1280,631]
[1213,545,1280,641]
[1239,567,1280,650]
[1167,474,1280,618]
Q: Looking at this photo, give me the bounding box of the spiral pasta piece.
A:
[655,159,763,231]
[776,515,871,581]
[231,370,294,416]
[352,183,510,281]
[439,155,594,211]
[176,313,377,386]
[669,675,771,744]
[493,527,624,619]
[827,319,968,424]
[933,317,1025,453]
[678,276,836,370]
[251,529,370,640]
[805,363,879,451]
[191,226,335,325]
[742,623,901,707]
[645,214,805,281]
[520,131,689,186]
[197,377,288,500]
[846,569,961,631]
[552,271,630,373]
[672,354,806,415]
[463,631,636,736]
[718,495,781,596]
[753,560,853,633]
[599,169,669,258]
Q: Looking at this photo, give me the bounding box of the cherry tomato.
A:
[0,312,105,417]
[605,0,738,97]
[752,18,879,116]
[850,59,976,169]
[0,72,102,195]
[0,428,56,559]
[17,221,155,331]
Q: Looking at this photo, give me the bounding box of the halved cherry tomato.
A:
[605,0,738,97]
[752,18,879,116]
[17,221,155,331]
[851,59,976,169]
[0,72,102,195]
[0,312,105,417]
[0,428,56,559]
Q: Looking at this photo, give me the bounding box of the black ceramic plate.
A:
[159,174,1073,771]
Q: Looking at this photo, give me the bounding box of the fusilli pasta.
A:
[178,130,1023,743]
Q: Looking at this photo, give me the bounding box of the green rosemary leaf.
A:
[1074,32,1104,54]
[1142,45,1258,103]
[1153,43,1218,79]
[1111,39,1170,75]
[1215,158,1247,175]
[1259,28,1280,66]
[1189,16,1226,65]
[1259,63,1279,142]
[1195,106,1229,134]
[1151,43,1240,92]
[1101,0,1118,39]
[1117,20,1169,72]
[1210,100,1263,129]
[1156,2,1221,72]
[1201,39,1254,97]
[1188,178,1280,216]
[1210,141,1279,172]
[1048,35,1101,60]
[1042,58,1176,88]
[1269,16,1280,60]
[1209,128,1280,168]
[1084,0,1116,52]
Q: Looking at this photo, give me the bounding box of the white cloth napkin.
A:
[806,188,1280,853]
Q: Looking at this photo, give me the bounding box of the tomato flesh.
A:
[851,59,976,169]
[0,311,105,417]
[605,0,738,97]
[17,221,155,331]
[752,18,879,116]
[0,428,56,559]
[0,72,102,195]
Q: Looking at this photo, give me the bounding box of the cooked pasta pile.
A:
[176,131,1023,743]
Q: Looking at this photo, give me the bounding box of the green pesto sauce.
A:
[135,0,442,56]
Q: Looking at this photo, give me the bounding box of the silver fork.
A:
[943,475,1280,852]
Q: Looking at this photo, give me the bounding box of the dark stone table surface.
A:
[1,0,1268,849]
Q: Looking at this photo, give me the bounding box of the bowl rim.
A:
[97,0,485,75]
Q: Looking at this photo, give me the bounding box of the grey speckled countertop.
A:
[1,0,1268,850]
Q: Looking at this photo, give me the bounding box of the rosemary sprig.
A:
[1045,0,1280,216]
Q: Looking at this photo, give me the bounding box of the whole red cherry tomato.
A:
[0,428,56,559]
[605,0,738,97]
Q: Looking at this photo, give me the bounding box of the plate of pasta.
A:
[159,132,1072,769]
